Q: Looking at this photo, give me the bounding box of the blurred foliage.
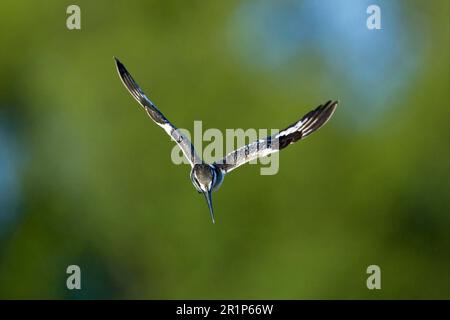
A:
[0,0,448,299]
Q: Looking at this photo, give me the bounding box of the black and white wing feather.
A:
[214,100,338,174]
[115,58,202,167]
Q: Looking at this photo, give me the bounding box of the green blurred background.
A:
[0,0,448,299]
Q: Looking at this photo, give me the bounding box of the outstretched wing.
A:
[214,100,338,174]
[115,58,201,167]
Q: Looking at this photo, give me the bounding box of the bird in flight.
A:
[114,57,338,223]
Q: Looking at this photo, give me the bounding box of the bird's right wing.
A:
[115,58,202,167]
[214,100,338,174]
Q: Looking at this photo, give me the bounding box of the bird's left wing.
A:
[115,58,202,167]
[214,100,338,174]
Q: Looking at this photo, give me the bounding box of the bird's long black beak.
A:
[203,191,215,224]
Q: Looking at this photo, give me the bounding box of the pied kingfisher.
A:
[114,58,338,223]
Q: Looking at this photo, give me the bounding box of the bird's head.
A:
[191,164,216,223]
